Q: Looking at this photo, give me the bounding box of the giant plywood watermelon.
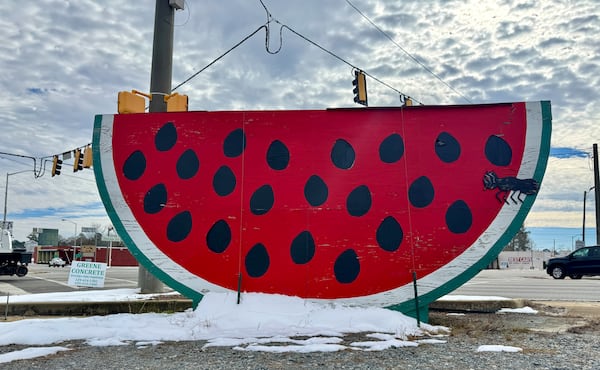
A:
[93,101,551,311]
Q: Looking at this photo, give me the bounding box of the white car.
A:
[49,257,66,267]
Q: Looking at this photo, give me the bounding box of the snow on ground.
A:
[0,346,71,364]
[477,345,523,352]
[0,289,533,364]
[497,306,539,314]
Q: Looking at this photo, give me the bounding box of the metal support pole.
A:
[148,0,174,112]
[583,190,587,246]
[593,143,600,245]
[138,0,177,293]
[2,173,8,233]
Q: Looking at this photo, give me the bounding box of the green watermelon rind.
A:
[93,101,551,310]
[388,101,551,313]
[93,115,209,305]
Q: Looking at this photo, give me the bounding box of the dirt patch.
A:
[430,300,600,336]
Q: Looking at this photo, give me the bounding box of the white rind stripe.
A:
[98,115,232,296]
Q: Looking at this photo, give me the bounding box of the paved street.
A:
[1,264,599,302]
[452,268,600,301]
[0,264,139,296]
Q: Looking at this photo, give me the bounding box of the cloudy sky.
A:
[0,0,598,244]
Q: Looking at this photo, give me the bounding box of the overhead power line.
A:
[173,0,417,104]
[344,0,472,104]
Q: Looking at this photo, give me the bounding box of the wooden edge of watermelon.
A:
[92,101,551,310]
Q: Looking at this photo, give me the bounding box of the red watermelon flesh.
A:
[97,102,546,301]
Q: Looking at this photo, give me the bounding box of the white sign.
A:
[68,261,107,288]
[101,234,121,242]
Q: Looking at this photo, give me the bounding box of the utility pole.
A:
[583,189,587,245]
[139,0,183,293]
[593,143,600,245]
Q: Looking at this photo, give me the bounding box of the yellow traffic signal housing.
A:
[118,91,146,114]
[73,149,84,172]
[352,70,368,106]
[51,155,62,177]
[83,146,93,168]
[165,93,188,112]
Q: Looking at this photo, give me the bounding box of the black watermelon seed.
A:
[331,139,355,169]
[176,149,199,180]
[266,140,290,170]
[166,211,192,243]
[250,185,274,215]
[485,135,512,166]
[435,132,461,163]
[290,231,316,265]
[304,175,328,206]
[379,133,405,163]
[155,122,177,151]
[213,165,236,196]
[123,150,146,180]
[334,249,360,284]
[143,183,167,214]
[376,216,404,252]
[346,185,372,217]
[245,243,270,278]
[446,200,473,234]
[408,176,434,208]
[223,128,246,158]
[206,220,231,253]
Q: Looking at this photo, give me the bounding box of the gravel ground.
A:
[2,302,599,369]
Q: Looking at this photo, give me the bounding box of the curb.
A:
[0,298,525,317]
[429,298,528,313]
[0,299,193,317]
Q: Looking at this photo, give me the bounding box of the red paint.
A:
[111,104,527,298]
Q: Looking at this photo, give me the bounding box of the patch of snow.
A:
[497,306,538,314]
[0,346,70,364]
[477,345,523,352]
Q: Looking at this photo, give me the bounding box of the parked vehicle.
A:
[0,228,31,277]
[49,257,67,267]
[545,245,600,279]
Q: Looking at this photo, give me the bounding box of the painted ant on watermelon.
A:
[483,171,539,204]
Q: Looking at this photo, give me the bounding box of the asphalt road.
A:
[0,264,599,301]
[0,264,139,296]
[452,268,600,301]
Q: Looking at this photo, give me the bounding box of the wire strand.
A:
[172,24,268,92]
[344,0,472,104]
[173,0,418,104]
[273,20,420,104]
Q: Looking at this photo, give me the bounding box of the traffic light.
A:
[51,155,62,177]
[165,93,188,112]
[352,70,368,106]
[73,149,84,172]
[83,145,93,168]
[118,91,146,114]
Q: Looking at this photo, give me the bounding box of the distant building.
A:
[34,244,138,266]
[489,250,554,270]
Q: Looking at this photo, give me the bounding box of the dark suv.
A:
[545,245,600,279]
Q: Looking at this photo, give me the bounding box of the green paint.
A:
[92,115,204,304]
[387,101,552,319]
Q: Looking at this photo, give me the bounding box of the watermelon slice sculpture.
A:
[93,101,551,314]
